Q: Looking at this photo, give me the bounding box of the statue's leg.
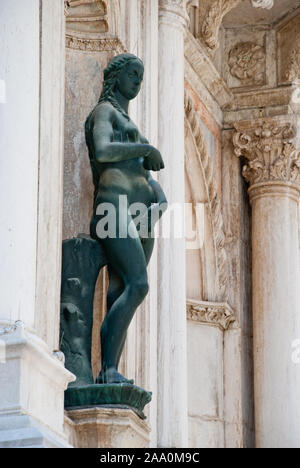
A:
[113,236,155,370]
[107,265,124,310]
[96,216,149,384]
[106,266,127,370]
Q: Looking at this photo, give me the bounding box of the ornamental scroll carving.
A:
[66,35,126,53]
[228,42,266,86]
[233,120,300,186]
[187,300,235,331]
[185,91,228,301]
[202,0,274,50]
[202,0,242,50]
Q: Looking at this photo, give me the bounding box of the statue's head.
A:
[100,53,144,106]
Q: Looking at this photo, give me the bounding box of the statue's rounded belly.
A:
[129,178,156,206]
[98,170,156,206]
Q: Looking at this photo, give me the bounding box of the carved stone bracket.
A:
[202,0,274,51]
[187,299,235,331]
[202,0,242,50]
[233,118,300,187]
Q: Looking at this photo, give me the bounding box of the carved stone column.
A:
[157,0,189,448]
[233,117,300,448]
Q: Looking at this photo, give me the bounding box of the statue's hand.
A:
[143,147,165,172]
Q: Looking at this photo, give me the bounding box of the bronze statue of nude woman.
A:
[85,53,167,385]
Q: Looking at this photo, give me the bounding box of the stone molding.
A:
[0,321,74,389]
[0,322,75,442]
[233,117,300,187]
[0,414,72,448]
[66,33,126,53]
[65,407,150,448]
[227,86,297,109]
[187,299,235,331]
[185,91,228,300]
[185,30,233,110]
[228,42,266,87]
[64,0,108,28]
[65,0,108,33]
[65,0,121,38]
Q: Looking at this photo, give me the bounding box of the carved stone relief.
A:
[187,300,235,331]
[185,91,228,301]
[286,41,300,82]
[228,42,266,87]
[65,35,125,53]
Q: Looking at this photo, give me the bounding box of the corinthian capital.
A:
[233,118,300,187]
[159,0,190,28]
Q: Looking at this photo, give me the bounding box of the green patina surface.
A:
[65,384,152,420]
[60,54,166,418]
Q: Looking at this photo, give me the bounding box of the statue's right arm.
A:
[92,104,152,163]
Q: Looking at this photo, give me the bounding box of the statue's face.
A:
[116,59,144,100]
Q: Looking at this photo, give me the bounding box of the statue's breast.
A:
[112,120,140,143]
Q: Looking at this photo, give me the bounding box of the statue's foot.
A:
[96,368,134,385]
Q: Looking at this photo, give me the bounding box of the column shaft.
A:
[251,184,300,447]
[157,0,188,448]
[234,117,300,448]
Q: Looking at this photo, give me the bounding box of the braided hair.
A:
[99,53,143,120]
